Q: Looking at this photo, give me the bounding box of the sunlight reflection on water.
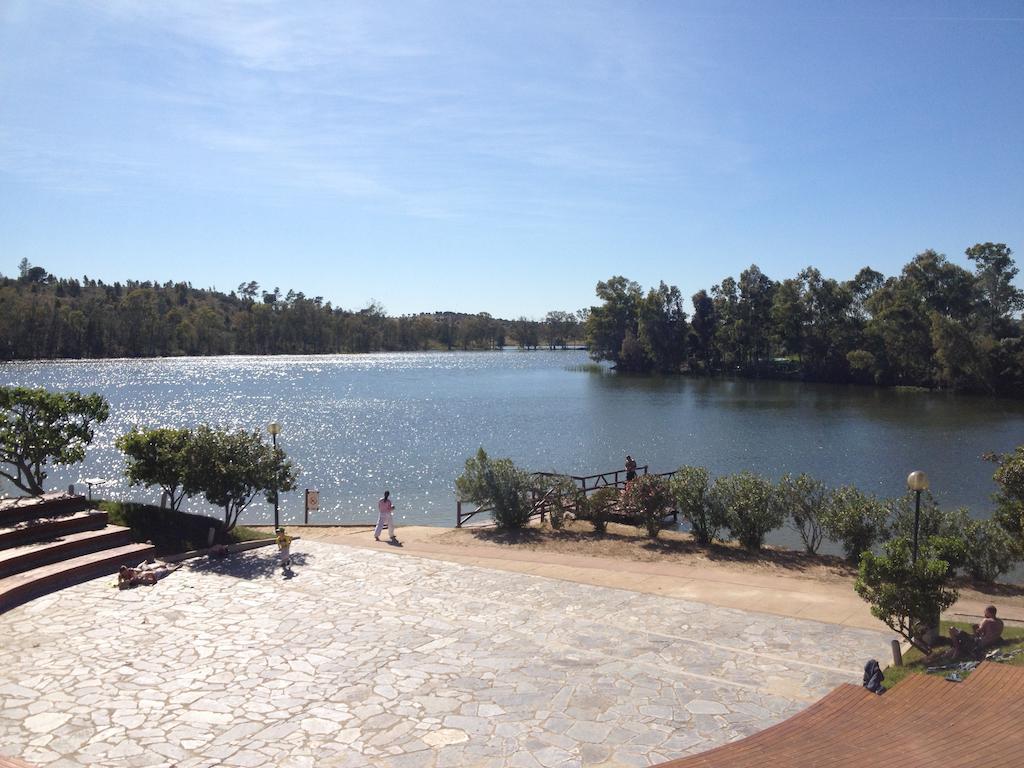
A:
[3,352,1024,555]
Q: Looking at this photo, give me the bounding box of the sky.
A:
[1,0,1022,318]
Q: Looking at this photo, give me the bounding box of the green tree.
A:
[188,426,298,531]
[965,242,1024,336]
[688,290,717,372]
[637,282,687,373]
[586,276,643,369]
[930,313,992,393]
[116,427,195,510]
[710,471,784,552]
[820,485,889,562]
[0,386,110,495]
[770,278,806,362]
[799,268,858,381]
[669,465,722,546]
[737,264,777,369]
[777,473,828,554]
[455,448,534,529]
[855,537,959,653]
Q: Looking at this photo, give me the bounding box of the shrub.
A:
[888,494,970,575]
[962,517,1020,583]
[777,473,828,554]
[669,465,723,546]
[455,448,533,529]
[987,446,1024,544]
[888,491,948,540]
[540,475,578,531]
[93,500,237,555]
[855,536,959,653]
[580,486,619,534]
[710,471,784,553]
[820,485,889,562]
[622,474,673,538]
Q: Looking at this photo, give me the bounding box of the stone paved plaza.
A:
[0,540,890,768]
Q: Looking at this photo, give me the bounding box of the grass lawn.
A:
[883,619,1024,688]
[91,499,268,556]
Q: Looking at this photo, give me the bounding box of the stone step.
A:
[0,542,157,614]
[0,493,88,527]
[0,754,37,768]
[0,526,135,579]
[0,511,108,551]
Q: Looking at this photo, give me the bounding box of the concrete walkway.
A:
[0,540,889,768]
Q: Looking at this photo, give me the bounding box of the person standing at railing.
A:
[624,455,637,483]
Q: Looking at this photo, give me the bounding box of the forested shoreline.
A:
[585,243,1024,397]
[3,242,1023,397]
[0,261,581,359]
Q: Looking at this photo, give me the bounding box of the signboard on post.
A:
[304,489,319,523]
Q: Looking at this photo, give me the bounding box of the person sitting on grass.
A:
[949,605,1004,659]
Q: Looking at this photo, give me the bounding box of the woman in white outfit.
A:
[375,490,397,542]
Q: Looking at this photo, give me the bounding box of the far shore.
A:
[254,521,1024,633]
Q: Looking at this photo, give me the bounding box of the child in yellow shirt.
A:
[275,527,293,568]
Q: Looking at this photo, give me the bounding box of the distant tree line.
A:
[585,242,1024,396]
[0,259,583,359]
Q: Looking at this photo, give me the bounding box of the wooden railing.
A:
[456,482,560,528]
[456,465,679,527]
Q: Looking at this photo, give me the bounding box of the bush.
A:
[710,471,784,553]
[540,475,578,531]
[821,485,889,562]
[455,448,533,529]
[855,536,959,653]
[888,491,950,540]
[988,446,1024,544]
[669,465,722,546]
[92,500,262,555]
[888,494,970,575]
[777,473,828,554]
[962,517,1020,583]
[580,487,619,534]
[622,474,673,538]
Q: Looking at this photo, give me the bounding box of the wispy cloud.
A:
[2,1,752,219]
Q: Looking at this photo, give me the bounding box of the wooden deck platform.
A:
[654,662,1024,767]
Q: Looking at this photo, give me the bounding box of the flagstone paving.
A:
[0,541,890,768]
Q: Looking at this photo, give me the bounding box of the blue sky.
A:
[1,1,1022,317]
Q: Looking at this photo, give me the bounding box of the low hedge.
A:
[90,500,265,555]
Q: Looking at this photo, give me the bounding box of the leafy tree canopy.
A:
[116,427,195,510]
[188,426,298,531]
[0,386,109,495]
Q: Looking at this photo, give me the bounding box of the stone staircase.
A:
[0,493,155,614]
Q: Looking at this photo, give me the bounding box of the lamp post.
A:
[906,470,929,565]
[266,423,282,532]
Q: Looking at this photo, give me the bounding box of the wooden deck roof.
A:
[655,662,1024,767]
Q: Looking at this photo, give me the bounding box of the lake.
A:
[2,351,1023,549]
